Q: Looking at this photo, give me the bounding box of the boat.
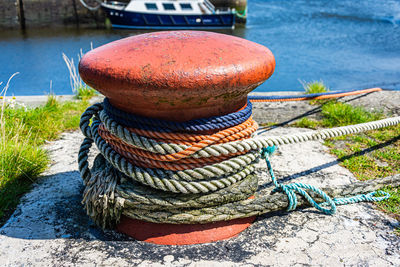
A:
[100,0,236,29]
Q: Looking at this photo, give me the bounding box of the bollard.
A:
[79,31,275,245]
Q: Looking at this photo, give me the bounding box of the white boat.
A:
[101,0,236,29]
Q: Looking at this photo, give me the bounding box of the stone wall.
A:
[0,0,105,29]
[0,0,245,29]
[0,0,19,28]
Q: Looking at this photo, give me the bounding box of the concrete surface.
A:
[0,126,399,266]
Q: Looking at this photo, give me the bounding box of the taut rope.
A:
[248,87,382,102]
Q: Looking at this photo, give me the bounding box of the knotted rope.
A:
[78,98,400,228]
[261,146,390,215]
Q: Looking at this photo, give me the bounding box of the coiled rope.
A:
[103,97,253,132]
[78,96,400,228]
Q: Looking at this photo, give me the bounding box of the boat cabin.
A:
[104,0,229,14]
[102,0,235,29]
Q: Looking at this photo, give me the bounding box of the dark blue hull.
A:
[102,6,235,29]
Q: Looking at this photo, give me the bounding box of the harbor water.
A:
[1,0,400,95]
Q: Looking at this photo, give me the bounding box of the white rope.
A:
[79,0,102,11]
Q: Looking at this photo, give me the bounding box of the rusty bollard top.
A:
[79,31,275,121]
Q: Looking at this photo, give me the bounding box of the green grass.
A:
[293,101,383,129]
[293,117,321,129]
[375,187,400,222]
[325,123,400,226]
[303,80,329,94]
[4,97,90,143]
[0,95,91,224]
[0,127,48,223]
[302,80,329,105]
[75,86,97,101]
[321,101,383,127]
[325,124,400,180]
[290,87,400,228]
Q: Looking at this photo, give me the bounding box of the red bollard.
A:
[79,31,275,245]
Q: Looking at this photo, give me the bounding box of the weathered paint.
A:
[117,215,257,245]
[79,31,275,121]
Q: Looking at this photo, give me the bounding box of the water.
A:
[1,0,400,95]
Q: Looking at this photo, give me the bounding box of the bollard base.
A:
[116,215,257,245]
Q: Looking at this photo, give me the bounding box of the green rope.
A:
[261,146,390,215]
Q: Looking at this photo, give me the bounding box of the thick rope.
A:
[98,116,258,162]
[78,101,400,227]
[103,98,253,132]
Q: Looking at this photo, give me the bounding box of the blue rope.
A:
[261,146,390,215]
[248,88,377,101]
[103,98,253,132]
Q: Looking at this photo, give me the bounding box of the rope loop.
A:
[275,183,337,214]
[79,102,103,138]
[333,190,390,205]
[262,148,337,214]
[262,147,390,215]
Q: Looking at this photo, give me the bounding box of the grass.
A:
[324,124,400,180]
[4,96,90,143]
[302,80,329,94]
[290,92,394,179]
[321,101,383,127]
[0,78,91,224]
[325,125,400,228]
[302,80,329,105]
[291,83,400,229]
[375,187,400,224]
[0,125,48,224]
[62,50,97,101]
[75,85,97,101]
[293,100,383,129]
[0,47,96,224]
[293,117,321,129]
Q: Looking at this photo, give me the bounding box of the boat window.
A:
[145,3,158,10]
[180,3,192,10]
[162,3,175,10]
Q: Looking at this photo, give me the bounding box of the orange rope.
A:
[249,88,382,102]
[110,144,248,171]
[98,117,258,162]
[98,115,257,170]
